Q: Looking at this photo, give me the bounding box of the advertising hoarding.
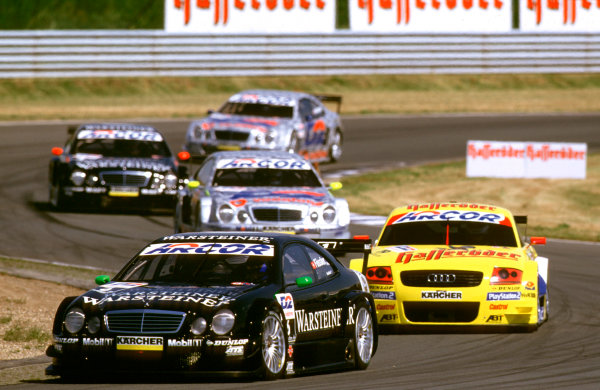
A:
[521,0,600,32]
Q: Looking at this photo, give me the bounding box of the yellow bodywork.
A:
[350,203,545,329]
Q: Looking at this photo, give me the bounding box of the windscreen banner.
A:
[520,0,600,32]
[466,140,587,179]
[349,0,512,32]
[165,0,336,33]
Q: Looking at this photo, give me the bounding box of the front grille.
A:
[214,130,249,142]
[252,208,302,222]
[403,302,480,323]
[105,309,186,334]
[100,171,150,187]
[401,270,483,287]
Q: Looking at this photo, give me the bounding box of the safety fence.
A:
[1,30,599,78]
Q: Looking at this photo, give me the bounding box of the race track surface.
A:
[1,114,599,389]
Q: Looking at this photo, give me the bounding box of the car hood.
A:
[203,113,293,132]
[369,244,526,271]
[211,187,332,207]
[72,155,175,173]
[76,282,257,313]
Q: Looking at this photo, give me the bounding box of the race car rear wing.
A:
[314,94,343,114]
[314,236,371,274]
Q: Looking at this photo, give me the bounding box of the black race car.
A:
[48,123,187,211]
[46,232,377,380]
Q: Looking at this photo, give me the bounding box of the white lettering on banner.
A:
[521,0,600,31]
[295,308,342,333]
[350,0,511,32]
[139,242,274,256]
[165,0,335,33]
[466,140,587,179]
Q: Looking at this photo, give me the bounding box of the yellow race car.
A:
[349,203,549,331]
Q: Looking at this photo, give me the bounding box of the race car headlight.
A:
[211,309,235,335]
[490,267,523,285]
[64,308,85,334]
[366,266,393,284]
[70,170,86,186]
[190,317,207,336]
[310,211,319,223]
[86,316,101,334]
[323,206,336,224]
[218,204,235,223]
[164,173,178,189]
[265,130,276,144]
[237,210,249,223]
[86,174,99,186]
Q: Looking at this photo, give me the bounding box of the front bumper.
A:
[63,186,176,209]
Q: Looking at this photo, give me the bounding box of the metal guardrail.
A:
[1,30,599,78]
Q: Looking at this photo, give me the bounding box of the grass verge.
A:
[338,154,600,242]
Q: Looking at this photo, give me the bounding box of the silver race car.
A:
[184,90,343,164]
[174,151,350,238]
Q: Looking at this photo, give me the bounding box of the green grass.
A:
[2,324,49,344]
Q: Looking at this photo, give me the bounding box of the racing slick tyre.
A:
[286,133,300,154]
[49,184,67,211]
[260,310,287,380]
[353,303,375,370]
[328,129,343,163]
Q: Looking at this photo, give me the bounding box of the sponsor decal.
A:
[54,337,78,344]
[491,285,521,291]
[225,346,244,356]
[217,158,310,170]
[83,291,233,308]
[167,339,202,348]
[116,336,163,351]
[276,293,296,320]
[388,210,507,225]
[489,303,508,310]
[376,303,395,311]
[396,248,520,264]
[82,338,113,347]
[371,291,396,300]
[380,314,398,322]
[486,315,503,323]
[228,189,325,207]
[525,281,536,290]
[295,308,342,333]
[74,158,172,172]
[407,203,497,212]
[162,234,273,243]
[206,339,249,346]
[77,129,163,142]
[229,93,295,106]
[347,305,356,326]
[310,257,328,269]
[288,345,294,358]
[522,292,536,299]
[286,361,295,375]
[487,292,521,301]
[370,284,395,291]
[93,282,147,293]
[421,291,463,300]
[379,245,418,253]
[139,242,274,256]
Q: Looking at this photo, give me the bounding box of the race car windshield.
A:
[219,102,294,118]
[72,139,172,158]
[212,168,321,187]
[379,221,518,247]
[115,253,275,286]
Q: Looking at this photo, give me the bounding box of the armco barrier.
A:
[1,30,599,78]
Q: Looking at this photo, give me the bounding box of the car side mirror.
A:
[95,275,110,285]
[188,180,202,189]
[530,237,546,245]
[296,276,313,288]
[328,181,343,191]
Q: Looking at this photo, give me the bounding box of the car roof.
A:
[387,202,514,220]
[154,231,315,247]
[208,150,309,161]
[76,123,159,132]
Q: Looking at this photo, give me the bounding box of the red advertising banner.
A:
[521,0,600,31]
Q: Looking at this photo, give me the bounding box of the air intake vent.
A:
[105,309,186,334]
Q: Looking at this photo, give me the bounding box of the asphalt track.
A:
[1,114,599,389]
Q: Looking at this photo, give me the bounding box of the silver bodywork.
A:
[175,151,350,238]
[184,89,344,163]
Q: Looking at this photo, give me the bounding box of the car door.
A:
[298,98,327,154]
[282,242,345,367]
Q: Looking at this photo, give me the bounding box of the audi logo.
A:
[427,273,456,283]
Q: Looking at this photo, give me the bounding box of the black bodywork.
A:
[46,232,377,379]
[48,123,185,211]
